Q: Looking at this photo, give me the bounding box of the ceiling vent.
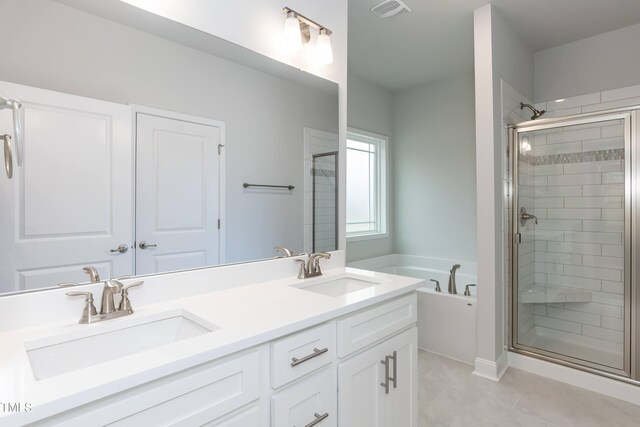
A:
[371,0,411,19]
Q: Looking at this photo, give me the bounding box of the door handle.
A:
[110,244,129,254]
[139,241,157,249]
[389,350,397,389]
[380,355,390,394]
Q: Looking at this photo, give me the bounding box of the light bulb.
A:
[315,29,333,65]
[283,13,303,52]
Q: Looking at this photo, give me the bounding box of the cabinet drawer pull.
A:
[304,412,329,427]
[291,347,328,367]
[380,355,390,394]
[389,350,397,389]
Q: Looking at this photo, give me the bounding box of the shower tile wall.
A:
[529,120,625,349]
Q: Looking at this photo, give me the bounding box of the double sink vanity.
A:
[0,254,422,426]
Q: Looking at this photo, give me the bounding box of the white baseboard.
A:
[473,351,508,382]
[508,352,640,406]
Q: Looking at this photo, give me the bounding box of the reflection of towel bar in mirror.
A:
[243,183,295,190]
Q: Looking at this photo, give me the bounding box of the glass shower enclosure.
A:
[510,109,638,381]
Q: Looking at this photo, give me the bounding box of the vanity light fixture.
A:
[282,7,333,65]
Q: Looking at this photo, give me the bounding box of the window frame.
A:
[346,128,388,242]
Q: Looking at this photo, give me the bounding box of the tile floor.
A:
[418,350,640,426]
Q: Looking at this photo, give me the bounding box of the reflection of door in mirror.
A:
[303,128,339,253]
[135,112,223,275]
[0,82,133,293]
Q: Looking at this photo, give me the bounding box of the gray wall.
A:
[535,23,640,102]
[394,72,477,262]
[0,0,338,263]
[346,74,394,261]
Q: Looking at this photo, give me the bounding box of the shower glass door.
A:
[512,112,632,377]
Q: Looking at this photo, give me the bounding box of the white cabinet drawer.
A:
[38,350,261,427]
[271,322,335,388]
[271,367,336,427]
[337,293,417,358]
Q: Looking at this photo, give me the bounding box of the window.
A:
[346,129,387,240]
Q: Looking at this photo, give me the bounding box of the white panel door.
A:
[135,113,221,275]
[338,341,386,427]
[382,327,418,427]
[0,81,133,293]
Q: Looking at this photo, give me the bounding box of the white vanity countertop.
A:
[0,267,422,425]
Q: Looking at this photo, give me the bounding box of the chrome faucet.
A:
[66,278,144,324]
[275,246,294,257]
[448,264,461,294]
[296,252,331,279]
[83,266,101,283]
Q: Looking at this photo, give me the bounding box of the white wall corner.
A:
[473,350,508,382]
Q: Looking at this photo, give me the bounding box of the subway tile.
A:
[546,208,601,220]
[582,184,624,196]
[583,220,624,233]
[533,134,547,146]
[547,306,601,326]
[564,265,621,281]
[534,240,548,252]
[534,164,564,175]
[601,316,624,332]
[601,83,640,102]
[601,245,624,258]
[534,272,548,284]
[602,280,624,295]
[582,255,624,270]
[535,219,582,231]
[535,186,582,197]
[601,124,625,138]
[541,107,583,118]
[535,251,582,265]
[582,96,640,113]
[548,173,601,186]
[535,262,564,275]
[547,128,600,144]
[534,314,582,334]
[534,304,547,316]
[564,302,622,318]
[535,197,564,208]
[533,175,548,186]
[602,208,624,220]
[564,197,622,209]
[591,291,625,307]
[564,160,622,174]
[534,141,581,156]
[546,93,601,111]
[602,171,625,185]
[532,208,547,219]
[547,241,601,255]
[582,324,624,343]
[534,230,564,242]
[582,137,624,152]
[547,274,602,291]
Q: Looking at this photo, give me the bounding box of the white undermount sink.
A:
[294,276,382,297]
[25,309,218,380]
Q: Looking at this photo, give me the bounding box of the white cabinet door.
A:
[338,327,418,427]
[135,113,222,275]
[0,81,133,293]
[381,327,418,427]
[338,342,386,427]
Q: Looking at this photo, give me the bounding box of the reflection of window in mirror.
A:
[346,130,388,240]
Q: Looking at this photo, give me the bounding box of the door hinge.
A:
[217,219,221,229]
[218,144,224,155]
[515,233,522,244]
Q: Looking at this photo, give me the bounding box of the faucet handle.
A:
[464,284,476,296]
[66,291,98,323]
[118,281,144,313]
[430,279,441,292]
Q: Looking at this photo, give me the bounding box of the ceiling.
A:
[349,0,640,91]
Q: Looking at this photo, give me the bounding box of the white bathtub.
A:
[348,254,478,365]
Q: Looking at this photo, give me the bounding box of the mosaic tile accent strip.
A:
[519,149,624,166]
[312,168,336,177]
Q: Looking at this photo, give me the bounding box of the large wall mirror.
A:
[0,0,339,295]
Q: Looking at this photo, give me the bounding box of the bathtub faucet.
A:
[448,264,461,294]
